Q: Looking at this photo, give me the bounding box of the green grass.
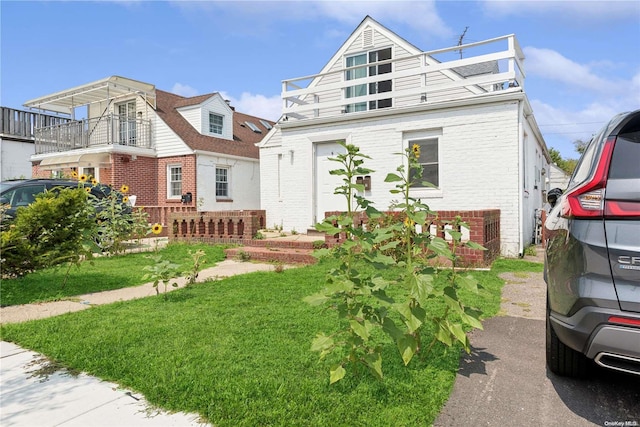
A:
[1,256,542,426]
[0,243,226,306]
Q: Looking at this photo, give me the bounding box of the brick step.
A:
[225,246,317,265]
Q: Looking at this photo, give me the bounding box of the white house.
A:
[258,16,550,256]
[22,76,272,219]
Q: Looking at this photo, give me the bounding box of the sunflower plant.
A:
[306,142,486,384]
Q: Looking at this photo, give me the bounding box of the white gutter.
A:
[518,100,525,257]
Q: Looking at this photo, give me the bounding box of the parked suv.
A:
[544,109,640,377]
[0,178,131,222]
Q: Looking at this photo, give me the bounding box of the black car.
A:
[544,109,640,377]
[0,178,131,222]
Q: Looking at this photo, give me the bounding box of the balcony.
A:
[0,107,71,142]
[281,34,525,122]
[34,114,152,154]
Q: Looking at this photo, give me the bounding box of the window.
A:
[344,47,392,112]
[260,120,273,130]
[209,113,223,135]
[245,121,262,133]
[81,167,97,181]
[117,101,137,145]
[409,138,439,188]
[168,165,182,198]
[216,167,229,198]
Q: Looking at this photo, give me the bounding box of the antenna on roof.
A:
[457,26,469,59]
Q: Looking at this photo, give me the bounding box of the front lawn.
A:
[0,258,540,426]
[0,242,226,306]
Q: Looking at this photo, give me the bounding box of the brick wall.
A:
[168,210,266,242]
[323,209,500,267]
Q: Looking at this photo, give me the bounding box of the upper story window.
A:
[344,47,392,113]
[209,113,223,135]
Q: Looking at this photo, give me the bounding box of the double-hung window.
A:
[209,113,223,135]
[344,47,392,113]
[216,167,229,198]
[168,165,182,199]
[409,138,439,188]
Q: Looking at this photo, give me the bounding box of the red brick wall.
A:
[156,155,197,208]
[110,154,158,206]
[323,209,501,267]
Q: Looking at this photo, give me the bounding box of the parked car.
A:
[544,109,640,377]
[0,178,131,222]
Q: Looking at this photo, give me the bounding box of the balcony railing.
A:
[34,114,152,154]
[281,34,525,121]
[0,107,71,141]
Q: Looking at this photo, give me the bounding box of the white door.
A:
[314,142,348,224]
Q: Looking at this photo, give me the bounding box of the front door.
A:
[314,142,348,225]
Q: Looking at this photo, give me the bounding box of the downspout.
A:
[518,100,525,257]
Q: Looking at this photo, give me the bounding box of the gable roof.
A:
[155,90,274,159]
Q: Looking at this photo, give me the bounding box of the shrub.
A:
[1,187,96,278]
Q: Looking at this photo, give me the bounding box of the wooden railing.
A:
[0,107,71,141]
[281,34,524,121]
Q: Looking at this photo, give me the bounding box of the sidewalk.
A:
[0,257,288,426]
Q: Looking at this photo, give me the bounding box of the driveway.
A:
[434,267,640,426]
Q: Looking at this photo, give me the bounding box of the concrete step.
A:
[225,246,317,265]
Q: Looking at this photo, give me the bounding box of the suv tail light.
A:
[561,137,615,219]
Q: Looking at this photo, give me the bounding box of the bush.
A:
[1,187,96,278]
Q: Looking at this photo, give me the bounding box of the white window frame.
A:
[209,113,224,135]
[215,166,230,199]
[167,164,182,199]
[80,167,99,182]
[404,130,443,198]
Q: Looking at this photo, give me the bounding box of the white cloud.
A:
[171,83,199,97]
[221,91,281,121]
[524,47,614,92]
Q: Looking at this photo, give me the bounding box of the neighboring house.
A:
[24,76,272,214]
[547,163,570,191]
[0,107,70,181]
[258,16,550,256]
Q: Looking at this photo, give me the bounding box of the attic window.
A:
[245,121,262,133]
[259,120,273,130]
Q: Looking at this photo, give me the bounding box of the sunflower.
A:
[85,187,92,193]
[79,174,88,182]
[71,171,78,178]
[91,178,98,185]
[403,217,415,227]
[151,223,163,235]
[120,184,129,194]
[123,196,129,203]
[412,144,421,159]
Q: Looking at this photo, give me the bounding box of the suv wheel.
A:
[546,298,589,378]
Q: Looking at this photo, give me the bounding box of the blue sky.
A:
[1,0,638,160]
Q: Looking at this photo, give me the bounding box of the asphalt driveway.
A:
[435,268,640,426]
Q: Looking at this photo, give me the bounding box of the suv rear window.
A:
[609,131,640,180]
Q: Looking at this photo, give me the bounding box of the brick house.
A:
[25,76,272,223]
[258,16,550,257]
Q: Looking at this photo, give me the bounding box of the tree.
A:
[548,147,578,176]
[573,139,589,155]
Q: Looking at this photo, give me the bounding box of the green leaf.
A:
[445,229,462,241]
[303,293,330,306]
[315,222,341,235]
[428,238,452,258]
[382,317,404,340]
[330,364,346,384]
[456,274,479,293]
[465,241,487,250]
[364,352,383,380]
[384,173,403,182]
[449,322,468,346]
[310,333,334,353]
[394,302,423,333]
[349,319,371,341]
[461,312,484,330]
[397,334,418,365]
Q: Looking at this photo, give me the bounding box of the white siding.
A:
[153,110,192,157]
[1,139,34,180]
[196,154,260,211]
[261,101,528,256]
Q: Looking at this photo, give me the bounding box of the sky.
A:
[1,0,639,160]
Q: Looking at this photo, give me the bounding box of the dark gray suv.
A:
[544,109,640,377]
